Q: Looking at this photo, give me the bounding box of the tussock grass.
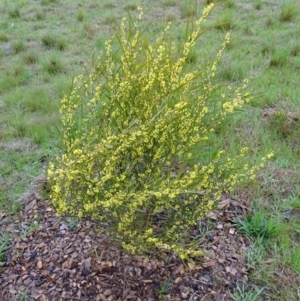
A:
[41,33,56,48]
[41,33,66,51]
[12,40,26,54]
[35,9,46,21]
[41,0,58,5]
[269,50,289,67]
[125,3,138,11]
[104,12,117,25]
[22,51,39,64]
[0,33,9,42]
[261,43,274,56]
[163,0,177,7]
[214,10,235,30]
[7,5,20,18]
[42,53,64,74]
[290,42,300,56]
[254,0,262,10]
[103,2,116,9]
[279,2,298,22]
[76,9,86,22]
[165,13,176,22]
[204,0,214,5]
[226,0,235,8]
[180,0,198,18]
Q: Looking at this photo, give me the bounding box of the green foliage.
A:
[158,280,172,299]
[236,202,280,241]
[291,246,300,273]
[0,234,9,264]
[231,282,265,301]
[47,5,271,260]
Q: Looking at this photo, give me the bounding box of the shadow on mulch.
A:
[0,176,253,301]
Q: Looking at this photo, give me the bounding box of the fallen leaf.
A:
[217,199,231,209]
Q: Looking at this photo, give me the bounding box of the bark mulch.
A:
[0,176,252,301]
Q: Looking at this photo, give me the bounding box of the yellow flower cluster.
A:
[47,6,273,260]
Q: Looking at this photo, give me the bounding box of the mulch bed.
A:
[0,176,252,301]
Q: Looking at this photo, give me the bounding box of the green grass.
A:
[41,33,67,51]
[236,202,281,242]
[254,0,262,10]
[76,9,86,22]
[0,234,9,264]
[22,51,39,64]
[0,0,300,299]
[0,32,9,42]
[230,282,265,301]
[42,52,64,74]
[279,1,298,22]
[180,0,198,18]
[35,9,46,21]
[7,5,21,18]
[12,40,26,54]
[214,9,235,30]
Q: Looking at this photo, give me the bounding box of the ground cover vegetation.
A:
[0,0,300,300]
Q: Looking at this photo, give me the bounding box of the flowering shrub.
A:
[47,4,272,259]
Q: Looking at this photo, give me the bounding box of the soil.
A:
[0,176,253,301]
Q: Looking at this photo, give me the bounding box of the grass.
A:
[254,0,262,10]
[214,9,235,30]
[279,1,298,22]
[230,282,265,301]
[0,33,9,42]
[125,3,138,11]
[180,0,198,18]
[236,202,281,242]
[35,9,46,21]
[0,0,300,299]
[22,51,39,64]
[7,5,20,18]
[76,9,86,22]
[42,52,64,74]
[41,33,67,51]
[12,40,26,54]
[0,234,9,264]
[269,49,289,67]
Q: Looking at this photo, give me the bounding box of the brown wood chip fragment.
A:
[202,260,217,268]
[37,261,43,269]
[142,280,153,284]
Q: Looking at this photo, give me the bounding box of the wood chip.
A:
[37,261,43,269]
